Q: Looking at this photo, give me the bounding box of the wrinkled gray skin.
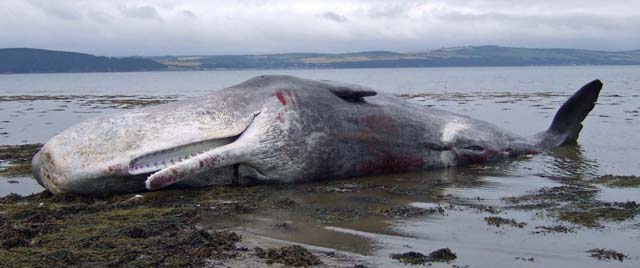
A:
[31,75,597,194]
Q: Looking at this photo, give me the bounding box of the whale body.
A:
[31,75,602,194]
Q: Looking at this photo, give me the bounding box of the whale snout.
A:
[31,142,146,195]
[31,144,67,194]
[31,150,45,187]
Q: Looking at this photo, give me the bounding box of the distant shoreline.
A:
[1,46,640,74]
[2,64,639,76]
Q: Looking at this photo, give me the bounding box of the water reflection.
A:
[544,144,600,180]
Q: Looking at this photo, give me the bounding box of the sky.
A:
[1,0,639,56]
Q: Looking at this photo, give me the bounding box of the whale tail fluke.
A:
[534,79,603,149]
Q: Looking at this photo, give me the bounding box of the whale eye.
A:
[465,145,484,151]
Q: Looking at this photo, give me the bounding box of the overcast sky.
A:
[1,0,639,56]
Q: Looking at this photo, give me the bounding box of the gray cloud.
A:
[1,0,638,56]
[322,11,348,23]
[119,4,160,20]
[364,2,415,19]
[87,10,113,23]
[41,6,82,20]
[27,0,82,20]
[181,10,197,18]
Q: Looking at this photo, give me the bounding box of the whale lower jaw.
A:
[128,136,239,175]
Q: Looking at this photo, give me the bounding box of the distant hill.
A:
[0,48,166,74]
[155,46,640,70]
[2,46,639,74]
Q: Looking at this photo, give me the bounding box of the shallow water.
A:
[1,66,639,267]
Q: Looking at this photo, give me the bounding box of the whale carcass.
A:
[31,75,602,194]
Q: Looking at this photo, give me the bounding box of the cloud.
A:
[119,4,160,20]
[364,2,415,19]
[0,0,638,56]
[181,10,196,18]
[26,0,82,20]
[322,11,348,23]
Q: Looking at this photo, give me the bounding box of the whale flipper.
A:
[145,142,245,190]
[534,79,603,149]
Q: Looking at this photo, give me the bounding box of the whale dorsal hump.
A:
[322,80,377,103]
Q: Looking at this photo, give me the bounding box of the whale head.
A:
[31,87,266,194]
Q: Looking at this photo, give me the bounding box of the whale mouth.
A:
[127,136,240,175]
[128,110,261,178]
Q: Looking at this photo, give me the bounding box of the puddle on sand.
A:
[0,175,42,196]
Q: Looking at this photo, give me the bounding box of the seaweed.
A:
[589,175,640,188]
[375,205,445,218]
[586,248,628,262]
[0,187,262,267]
[254,245,322,266]
[503,184,640,227]
[390,248,457,265]
[484,216,526,228]
[0,143,42,177]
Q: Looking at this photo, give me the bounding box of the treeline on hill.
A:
[156,46,640,70]
[0,48,166,74]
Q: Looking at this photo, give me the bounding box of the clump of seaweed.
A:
[557,201,639,228]
[465,203,502,214]
[0,193,22,204]
[484,216,526,228]
[0,143,42,177]
[589,175,640,188]
[504,185,599,205]
[311,207,361,224]
[586,248,628,262]
[390,251,429,265]
[375,205,445,218]
[254,245,322,266]
[274,197,297,209]
[503,184,640,228]
[531,225,575,235]
[390,248,457,265]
